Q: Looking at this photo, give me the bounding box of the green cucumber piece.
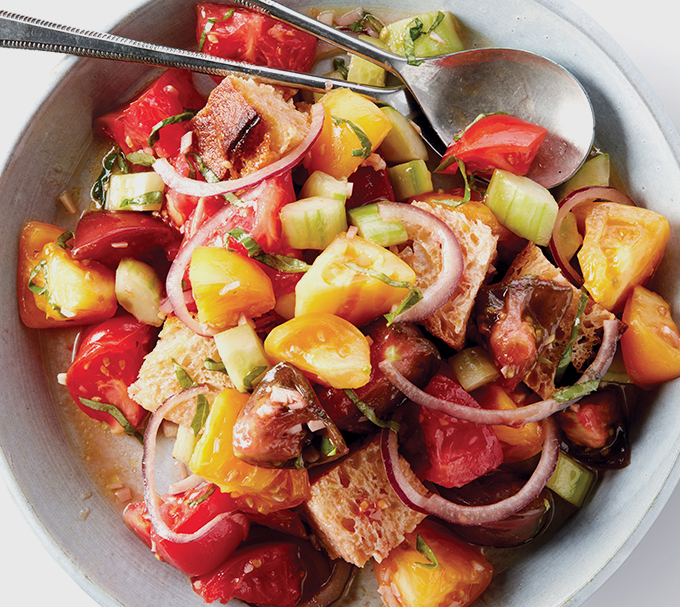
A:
[300,171,352,202]
[601,348,633,384]
[173,424,199,465]
[379,11,464,59]
[115,258,164,326]
[280,196,348,250]
[546,451,596,507]
[348,202,409,247]
[557,153,610,201]
[106,171,165,211]
[484,169,558,246]
[378,107,429,164]
[214,323,270,393]
[449,346,500,392]
[387,159,434,200]
[347,35,387,87]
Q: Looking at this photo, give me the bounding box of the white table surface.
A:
[1,0,679,605]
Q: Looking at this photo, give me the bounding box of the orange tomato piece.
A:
[576,202,669,312]
[294,233,416,327]
[188,389,310,514]
[263,312,371,389]
[621,285,680,388]
[478,383,544,463]
[375,519,492,607]
[304,89,392,179]
[189,246,275,332]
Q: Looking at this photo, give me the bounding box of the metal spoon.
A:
[0,8,594,188]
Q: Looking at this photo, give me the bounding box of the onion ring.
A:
[550,186,635,284]
[380,318,619,425]
[381,416,560,525]
[153,103,324,197]
[377,202,464,322]
[142,386,247,543]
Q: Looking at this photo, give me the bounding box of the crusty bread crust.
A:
[398,201,498,351]
[503,243,619,398]
[128,315,233,427]
[301,437,427,567]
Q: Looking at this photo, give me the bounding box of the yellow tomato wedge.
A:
[621,285,680,387]
[188,388,310,513]
[189,246,275,332]
[294,232,416,327]
[264,312,371,389]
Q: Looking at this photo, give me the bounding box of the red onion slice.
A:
[550,186,635,284]
[296,559,356,607]
[153,103,324,197]
[381,318,619,426]
[142,386,247,543]
[381,416,560,525]
[377,202,464,322]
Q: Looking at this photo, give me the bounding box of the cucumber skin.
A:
[214,323,269,393]
[388,159,434,201]
[114,258,164,326]
[379,107,429,164]
[280,196,348,250]
[546,451,595,507]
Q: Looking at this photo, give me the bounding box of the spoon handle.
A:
[228,0,405,70]
[0,10,395,98]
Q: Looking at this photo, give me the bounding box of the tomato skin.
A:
[65,314,157,431]
[191,542,305,606]
[196,4,317,74]
[94,70,205,158]
[71,210,182,267]
[375,519,493,607]
[439,114,547,176]
[346,164,395,210]
[577,202,670,312]
[416,375,503,488]
[621,285,680,387]
[124,484,249,577]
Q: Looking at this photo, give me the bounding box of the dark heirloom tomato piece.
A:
[232,362,348,469]
[315,318,441,433]
[66,314,157,432]
[399,375,503,489]
[438,469,555,548]
[475,276,573,384]
[196,3,317,74]
[124,484,249,577]
[557,384,632,469]
[345,164,395,210]
[71,210,182,267]
[94,69,205,158]
[191,542,305,607]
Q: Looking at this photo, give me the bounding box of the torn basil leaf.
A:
[204,358,227,373]
[118,190,164,209]
[147,111,197,147]
[78,397,144,444]
[28,260,64,317]
[416,535,439,569]
[555,291,589,383]
[332,57,349,79]
[198,8,236,52]
[226,227,311,273]
[344,389,400,431]
[172,359,210,436]
[56,230,74,250]
[552,379,600,403]
[92,149,128,207]
[242,365,268,391]
[332,116,373,160]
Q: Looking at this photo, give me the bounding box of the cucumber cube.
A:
[449,346,501,392]
[379,107,429,164]
[546,451,596,507]
[173,424,199,465]
[347,35,387,87]
[115,258,164,326]
[300,171,353,202]
[106,171,165,211]
[280,196,348,250]
[214,323,270,393]
[557,153,611,201]
[484,169,558,246]
[380,11,464,59]
[387,159,434,200]
[348,202,408,247]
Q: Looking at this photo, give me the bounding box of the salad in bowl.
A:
[3,1,680,607]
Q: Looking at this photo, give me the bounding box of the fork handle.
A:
[229,0,405,70]
[0,10,395,97]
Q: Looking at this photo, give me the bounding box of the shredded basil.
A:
[198,8,236,52]
[118,190,164,209]
[78,397,144,444]
[172,359,210,435]
[242,365,268,391]
[126,151,156,167]
[92,149,128,207]
[187,153,221,183]
[320,436,338,458]
[384,289,424,325]
[552,379,600,403]
[555,291,589,383]
[187,484,216,506]
[56,230,74,250]
[332,116,373,159]
[344,389,400,431]
[332,57,349,79]
[204,358,227,373]
[415,535,439,569]
[147,111,197,147]
[226,227,311,273]
[348,12,384,34]
[28,260,64,317]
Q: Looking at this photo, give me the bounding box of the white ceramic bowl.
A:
[2,1,680,606]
